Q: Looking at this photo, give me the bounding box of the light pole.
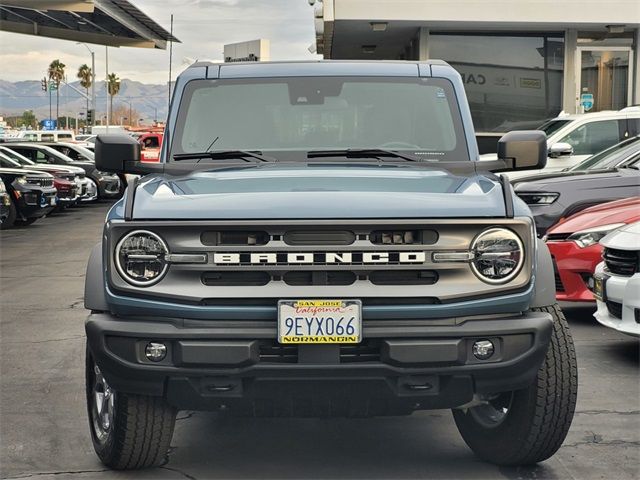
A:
[76,42,96,126]
[120,99,133,126]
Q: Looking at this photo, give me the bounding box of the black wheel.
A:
[0,198,16,229]
[453,304,578,466]
[86,345,177,469]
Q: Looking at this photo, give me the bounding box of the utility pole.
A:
[105,46,109,132]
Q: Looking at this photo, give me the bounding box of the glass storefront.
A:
[579,49,630,112]
[429,34,564,132]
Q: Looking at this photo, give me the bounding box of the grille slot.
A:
[369,270,438,286]
[552,257,564,292]
[546,233,571,242]
[284,230,355,245]
[370,230,438,245]
[283,271,356,286]
[259,343,298,363]
[201,231,269,246]
[202,271,270,286]
[603,248,638,276]
[340,341,381,363]
[606,300,623,319]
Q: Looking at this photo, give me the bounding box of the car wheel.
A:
[452,304,577,466]
[86,345,177,469]
[0,198,17,229]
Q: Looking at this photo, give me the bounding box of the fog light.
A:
[145,342,167,362]
[472,340,494,360]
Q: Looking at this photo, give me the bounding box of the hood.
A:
[24,164,84,175]
[548,197,640,234]
[600,221,640,250]
[0,167,52,177]
[131,164,506,220]
[513,168,638,193]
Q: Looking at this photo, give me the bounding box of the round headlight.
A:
[115,230,169,286]
[471,228,524,284]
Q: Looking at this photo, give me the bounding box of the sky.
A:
[0,0,320,84]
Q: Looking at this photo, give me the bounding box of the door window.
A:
[580,50,630,112]
[558,120,623,155]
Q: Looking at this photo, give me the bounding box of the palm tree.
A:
[77,64,92,121]
[107,73,120,124]
[48,59,66,123]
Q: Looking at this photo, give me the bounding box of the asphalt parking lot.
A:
[1,203,638,480]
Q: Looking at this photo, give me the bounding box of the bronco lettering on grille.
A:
[212,251,427,265]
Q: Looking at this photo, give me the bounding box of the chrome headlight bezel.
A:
[114,230,169,287]
[470,227,525,284]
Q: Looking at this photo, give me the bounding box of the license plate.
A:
[278,300,362,344]
[50,197,57,206]
[593,274,606,302]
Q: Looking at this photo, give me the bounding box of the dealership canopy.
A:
[0,0,179,48]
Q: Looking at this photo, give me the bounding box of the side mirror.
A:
[548,142,574,158]
[497,130,547,171]
[95,135,163,175]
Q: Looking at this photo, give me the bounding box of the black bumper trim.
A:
[86,311,553,413]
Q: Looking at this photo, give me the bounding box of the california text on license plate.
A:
[278,300,362,344]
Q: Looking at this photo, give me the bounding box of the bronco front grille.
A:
[258,341,381,364]
[108,219,534,305]
[603,248,638,277]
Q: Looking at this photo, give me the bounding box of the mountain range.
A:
[0,78,170,122]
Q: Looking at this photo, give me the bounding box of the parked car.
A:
[16,129,75,142]
[85,60,577,469]
[0,180,10,226]
[41,141,95,162]
[7,143,120,201]
[545,197,640,302]
[0,149,80,208]
[0,145,92,203]
[134,132,163,162]
[513,142,640,235]
[76,134,96,143]
[593,221,640,337]
[484,109,640,178]
[0,165,56,228]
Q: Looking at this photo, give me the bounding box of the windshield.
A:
[0,153,21,168]
[538,119,571,138]
[569,136,640,171]
[0,147,35,165]
[171,76,468,161]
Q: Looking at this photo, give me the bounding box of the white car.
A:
[483,108,640,179]
[593,221,640,337]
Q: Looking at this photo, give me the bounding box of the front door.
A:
[576,47,633,113]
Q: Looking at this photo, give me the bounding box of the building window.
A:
[430,34,564,132]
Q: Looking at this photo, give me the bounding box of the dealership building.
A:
[313,0,640,134]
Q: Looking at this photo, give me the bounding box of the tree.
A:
[48,59,66,123]
[77,63,92,118]
[107,73,120,124]
[21,110,37,128]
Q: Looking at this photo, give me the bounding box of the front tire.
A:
[453,304,577,466]
[0,198,17,229]
[86,346,177,469]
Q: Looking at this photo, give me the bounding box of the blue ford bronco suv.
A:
[85,60,577,469]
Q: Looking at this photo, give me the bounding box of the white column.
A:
[418,27,429,61]
[562,29,578,114]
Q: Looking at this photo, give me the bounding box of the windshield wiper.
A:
[172,150,277,163]
[307,148,424,162]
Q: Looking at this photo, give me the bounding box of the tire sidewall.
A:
[85,345,117,463]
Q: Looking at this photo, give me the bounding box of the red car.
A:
[545,197,640,302]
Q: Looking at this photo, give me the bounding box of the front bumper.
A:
[86,310,553,415]
[594,263,640,337]
[548,240,601,302]
[13,186,57,219]
[97,176,121,199]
